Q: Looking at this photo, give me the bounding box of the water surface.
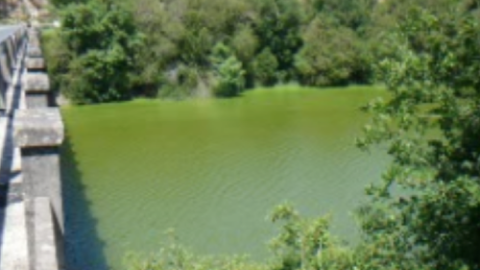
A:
[62,86,388,270]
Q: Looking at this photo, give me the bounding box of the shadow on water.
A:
[62,135,109,270]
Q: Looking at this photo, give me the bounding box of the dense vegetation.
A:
[43,0,420,103]
[45,0,480,269]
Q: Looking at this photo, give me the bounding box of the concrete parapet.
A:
[24,73,52,108]
[26,58,46,72]
[14,109,65,234]
[28,197,63,270]
[5,37,16,69]
[0,53,11,87]
[27,46,43,58]
[28,29,41,48]
[24,73,50,92]
[14,109,64,147]
[26,29,46,72]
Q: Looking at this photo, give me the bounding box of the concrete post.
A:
[5,38,16,69]
[26,58,46,72]
[10,36,18,56]
[0,43,12,79]
[28,29,41,48]
[0,54,8,95]
[24,73,51,108]
[0,49,12,115]
[27,46,43,58]
[26,28,46,73]
[14,108,65,233]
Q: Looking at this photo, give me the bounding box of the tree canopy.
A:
[44,0,398,103]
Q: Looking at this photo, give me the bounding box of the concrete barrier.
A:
[30,197,63,270]
[24,27,50,110]
[0,25,65,270]
[26,57,46,72]
[14,108,65,270]
[5,37,16,69]
[0,52,11,113]
[0,47,12,84]
[14,108,65,230]
[27,46,43,58]
[24,73,51,108]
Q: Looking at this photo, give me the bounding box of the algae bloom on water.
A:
[61,86,387,270]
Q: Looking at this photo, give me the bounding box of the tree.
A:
[252,0,304,81]
[59,0,142,104]
[357,3,480,269]
[294,17,364,86]
[252,48,279,86]
[211,43,245,97]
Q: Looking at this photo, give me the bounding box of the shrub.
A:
[58,0,142,104]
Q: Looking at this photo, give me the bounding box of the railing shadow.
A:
[62,136,109,270]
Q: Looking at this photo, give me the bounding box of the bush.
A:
[252,48,279,86]
[58,0,142,104]
[295,17,365,86]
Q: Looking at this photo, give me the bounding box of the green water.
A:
[61,86,388,270]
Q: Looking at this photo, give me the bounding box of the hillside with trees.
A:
[43,0,419,104]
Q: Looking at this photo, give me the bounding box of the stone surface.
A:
[9,37,18,56]
[0,53,12,82]
[0,113,27,270]
[24,73,50,93]
[5,38,16,68]
[26,58,46,71]
[0,60,6,107]
[0,201,29,270]
[28,29,40,47]
[21,137,65,239]
[27,46,42,58]
[32,197,62,270]
[14,109,64,148]
[25,93,50,109]
[28,28,40,38]
[28,38,40,48]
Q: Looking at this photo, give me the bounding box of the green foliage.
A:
[311,0,376,32]
[211,43,245,97]
[358,3,480,269]
[47,0,393,101]
[253,48,279,86]
[253,0,304,81]
[294,17,363,86]
[268,204,354,270]
[50,0,86,7]
[157,65,200,100]
[126,243,266,270]
[51,0,142,104]
[230,26,258,65]
[41,29,70,95]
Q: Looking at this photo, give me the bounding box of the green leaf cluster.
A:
[45,0,142,104]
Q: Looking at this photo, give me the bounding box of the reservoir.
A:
[61,86,388,270]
